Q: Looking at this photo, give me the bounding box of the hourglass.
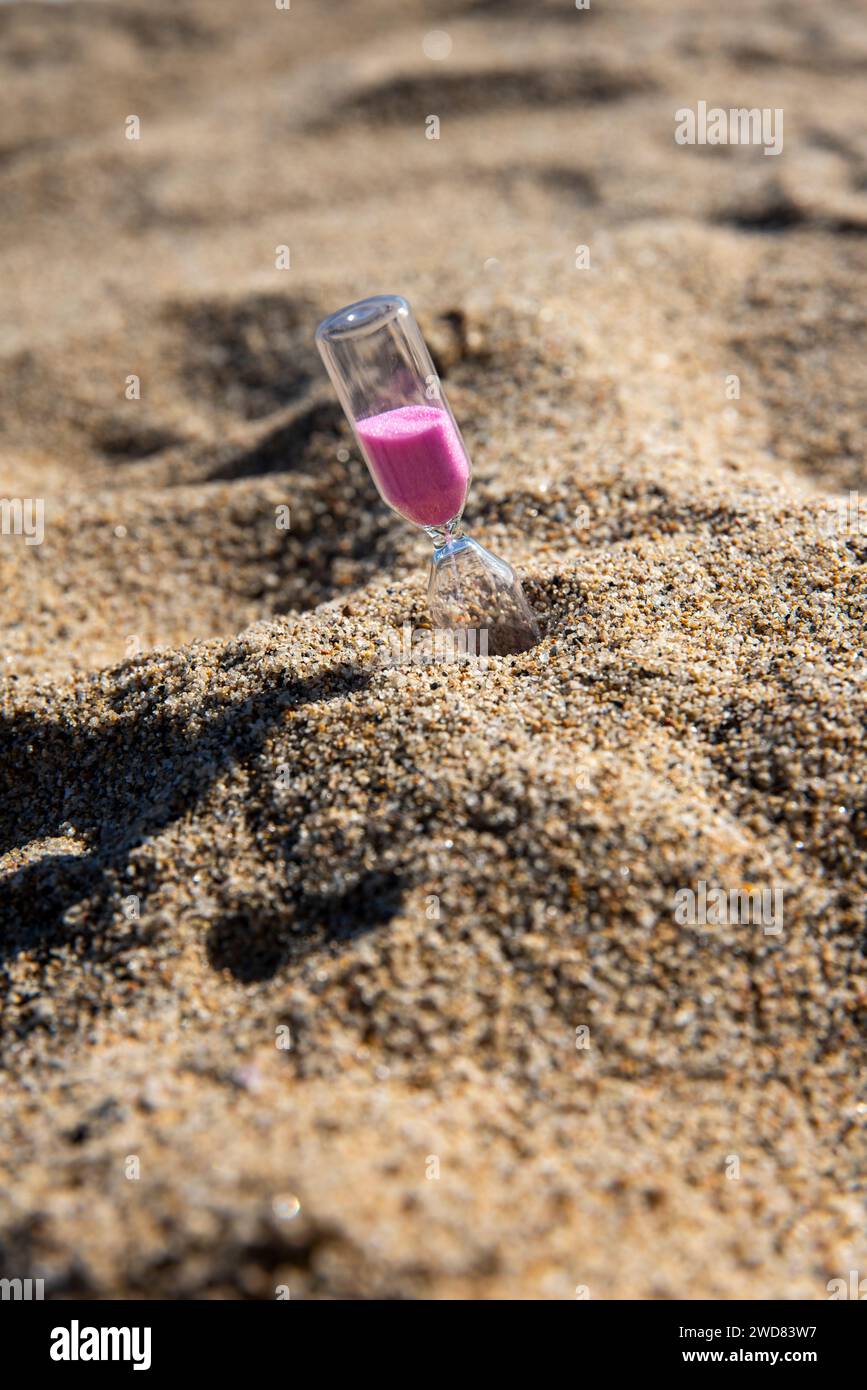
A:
[315,294,539,655]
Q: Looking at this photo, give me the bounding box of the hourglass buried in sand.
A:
[315,294,539,655]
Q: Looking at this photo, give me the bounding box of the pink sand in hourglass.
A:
[356,404,470,527]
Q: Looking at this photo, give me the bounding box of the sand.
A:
[1,0,866,1299]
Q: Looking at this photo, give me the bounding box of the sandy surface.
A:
[1,0,866,1299]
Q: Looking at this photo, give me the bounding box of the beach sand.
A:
[1,0,866,1298]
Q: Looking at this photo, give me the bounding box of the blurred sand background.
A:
[1,0,866,1298]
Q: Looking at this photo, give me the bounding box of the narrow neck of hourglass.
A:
[424,516,466,554]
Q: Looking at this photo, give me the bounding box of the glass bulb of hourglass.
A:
[315,294,539,655]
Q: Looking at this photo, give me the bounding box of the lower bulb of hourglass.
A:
[426,529,540,657]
